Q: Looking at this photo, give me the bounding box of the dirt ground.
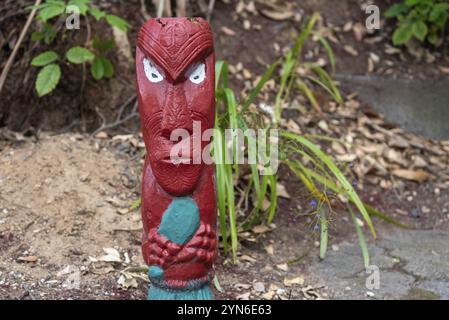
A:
[1,0,449,300]
[0,124,448,299]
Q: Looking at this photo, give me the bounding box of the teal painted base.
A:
[148,284,214,300]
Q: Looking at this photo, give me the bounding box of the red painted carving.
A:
[136,18,216,299]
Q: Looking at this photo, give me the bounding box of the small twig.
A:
[80,15,92,95]
[91,97,139,137]
[176,0,187,17]
[157,0,164,18]
[0,0,42,96]
[116,94,138,122]
[207,0,216,21]
[164,0,172,17]
[140,0,151,21]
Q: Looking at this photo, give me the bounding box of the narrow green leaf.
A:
[267,174,277,224]
[241,60,280,113]
[319,206,328,260]
[36,63,61,97]
[31,51,59,66]
[281,131,377,238]
[319,37,336,73]
[348,205,370,268]
[213,275,223,293]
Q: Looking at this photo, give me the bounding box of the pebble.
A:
[409,208,421,218]
[421,206,431,214]
[253,282,265,292]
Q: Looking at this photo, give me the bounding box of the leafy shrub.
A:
[28,0,130,96]
[385,0,449,45]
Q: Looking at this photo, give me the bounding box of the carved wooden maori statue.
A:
[136,17,217,300]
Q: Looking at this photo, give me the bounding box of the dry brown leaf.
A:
[117,274,138,289]
[90,264,115,275]
[352,23,365,41]
[276,183,290,199]
[252,225,270,234]
[302,285,321,299]
[221,26,236,36]
[237,292,251,300]
[265,244,274,256]
[240,255,257,263]
[262,291,275,300]
[17,256,38,262]
[392,169,430,182]
[439,66,449,74]
[95,131,108,139]
[331,141,346,155]
[384,148,408,167]
[260,9,294,21]
[336,154,357,162]
[283,276,305,287]
[91,247,122,263]
[343,45,358,56]
[276,263,289,271]
[286,119,301,134]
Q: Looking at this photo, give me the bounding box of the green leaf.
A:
[405,0,421,7]
[91,57,104,80]
[105,14,130,32]
[392,23,414,45]
[385,3,408,17]
[412,21,428,41]
[93,37,115,53]
[89,7,106,21]
[36,63,61,97]
[428,31,439,45]
[66,46,95,64]
[213,275,223,293]
[26,0,64,11]
[38,5,65,22]
[101,57,114,78]
[129,198,141,211]
[31,31,44,41]
[31,51,59,66]
[68,0,90,15]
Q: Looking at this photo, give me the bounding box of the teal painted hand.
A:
[148,265,164,280]
[158,197,200,245]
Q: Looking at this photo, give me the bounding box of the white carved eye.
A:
[143,58,164,83]
[187,62,206,84]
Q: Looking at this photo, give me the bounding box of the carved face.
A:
[136,18,215,196]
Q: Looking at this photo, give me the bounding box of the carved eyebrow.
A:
[143,50,209,83]
[138,37,212,82]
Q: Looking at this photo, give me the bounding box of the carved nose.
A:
[161,84,192,139]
